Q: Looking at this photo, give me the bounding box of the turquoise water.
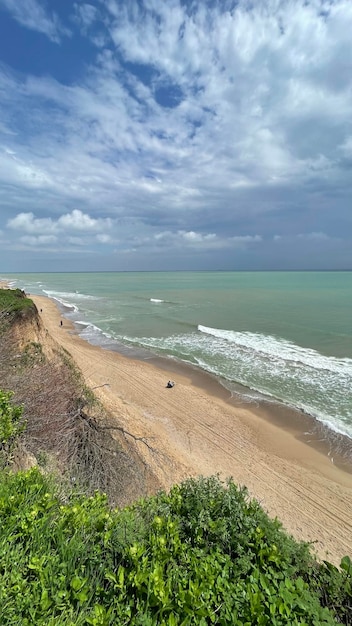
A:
[4,271,352,439]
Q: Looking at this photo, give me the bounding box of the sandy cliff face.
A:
[1,298,160,506]
[7,303,53,354]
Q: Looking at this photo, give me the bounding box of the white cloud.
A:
[0,0,352,269]
[68,236,86,246]
[7,212,56,234]
[0,122,16,136]
[57,209,112,232]
[97,233,111,243]
[273,232,337,242]
[231,235,262,246]
[73,2,98,30]
[0,0,70,42]
[340,136,352,157]
[6,210,113,250]
[298,232,331,241]
[181,231,216,243]
[0,148,53,189]
[20,234,57,246]
[151,229,261,252]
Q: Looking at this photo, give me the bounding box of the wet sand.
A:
[9,289,352,563]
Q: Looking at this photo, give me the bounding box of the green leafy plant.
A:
[0,471,351,624]
[0,390,25,466]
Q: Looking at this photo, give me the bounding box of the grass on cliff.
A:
[0,288,35,321]
[0,468,351,626]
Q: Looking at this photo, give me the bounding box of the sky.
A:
[0,0,351,272]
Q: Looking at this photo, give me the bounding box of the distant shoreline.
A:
[2,269,352,273]
[53,289,352,475]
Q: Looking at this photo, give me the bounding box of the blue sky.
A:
[0,0,351,272]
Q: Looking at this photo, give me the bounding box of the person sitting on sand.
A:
[166,380,175,388]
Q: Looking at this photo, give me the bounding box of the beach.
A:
[21,291,351,566]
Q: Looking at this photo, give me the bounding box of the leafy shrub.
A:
[0,390,25,467]
[305,556,352,625]
[0,471,351,624]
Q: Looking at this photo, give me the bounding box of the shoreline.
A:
[58,291,352,475]
[144,353,352,474]
[3,285,352,563]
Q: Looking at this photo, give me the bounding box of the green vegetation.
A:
[0,390,25,468]
[0,288,35,324]
[0,466,351,625]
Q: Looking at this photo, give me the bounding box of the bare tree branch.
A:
[0,302,161,506]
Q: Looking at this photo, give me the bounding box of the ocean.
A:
[4,271,352,442]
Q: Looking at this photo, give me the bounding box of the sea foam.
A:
[198,325,352,375]
[126,325,352,438]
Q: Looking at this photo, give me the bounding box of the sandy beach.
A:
[12,292,352,564]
